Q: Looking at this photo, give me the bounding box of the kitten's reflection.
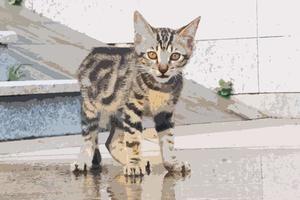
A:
[75,165,190,200]
[107,170,189,200]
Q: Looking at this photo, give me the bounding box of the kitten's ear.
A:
[134,11,155,43]
[177,16,201,38]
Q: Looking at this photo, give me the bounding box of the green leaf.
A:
[216,79,233,98]
[7,64,24,81]
[8,0,22,6]
[219,79,226,86]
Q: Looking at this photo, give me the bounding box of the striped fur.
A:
[73,11,200,176]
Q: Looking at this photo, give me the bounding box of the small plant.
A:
[7,64,25,81]
[216,79,233,99]
[8,0,22,6]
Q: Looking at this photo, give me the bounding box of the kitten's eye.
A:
[170,52,181,61]
[147,51,157,60]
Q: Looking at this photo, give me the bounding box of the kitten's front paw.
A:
[71,161,87,172]
[164,161,191,175]
[123,163,145,176]
[71,147,94,172]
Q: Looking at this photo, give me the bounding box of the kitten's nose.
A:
[158,65,168,74]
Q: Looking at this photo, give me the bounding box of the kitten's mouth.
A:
[158,74,170,78]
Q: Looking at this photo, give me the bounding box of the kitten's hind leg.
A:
[106,101,146,176]
[122,100,147,176]
[71,100,101,172]
[106,126,152,174]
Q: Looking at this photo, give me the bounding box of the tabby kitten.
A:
[72,11,200,176]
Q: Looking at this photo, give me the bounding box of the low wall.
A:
[0,93,81,140]
[0,80,81,140]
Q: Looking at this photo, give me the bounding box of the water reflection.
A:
[74,165,189,200]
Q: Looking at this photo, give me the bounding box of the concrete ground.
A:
[1,119,300,200]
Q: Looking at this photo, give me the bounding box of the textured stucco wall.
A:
[24,0,300,94]
[0,93,81,140]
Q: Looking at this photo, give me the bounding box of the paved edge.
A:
[0,79,79,96]
[2,119,300,163]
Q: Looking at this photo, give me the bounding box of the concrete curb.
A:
[1,119,300,163]
[0,79,79,96]
[0,140,160,163]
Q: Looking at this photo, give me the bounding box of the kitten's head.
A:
[134,11,200,83]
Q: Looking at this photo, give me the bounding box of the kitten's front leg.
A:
[154,111,191,174]
[122,100,146,176]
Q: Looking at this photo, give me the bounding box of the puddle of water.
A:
[0,149,263,200]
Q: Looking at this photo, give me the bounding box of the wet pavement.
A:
[1,148,300,200]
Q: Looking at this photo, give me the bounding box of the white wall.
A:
[257,0,300,93]
[24,0,300,94]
